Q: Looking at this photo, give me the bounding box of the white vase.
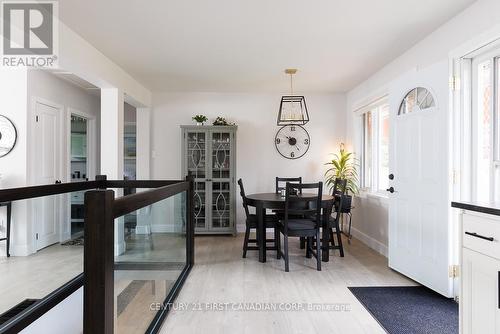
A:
[196,122,203,126]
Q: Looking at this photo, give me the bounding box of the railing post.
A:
[84,189,115,334]
[96,174,107,189]
[186,175,195,266]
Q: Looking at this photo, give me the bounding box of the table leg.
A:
[6,203,11,257]
[322,206,331,262]
[257,203,266,263]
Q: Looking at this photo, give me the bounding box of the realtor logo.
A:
[1,1,58,67]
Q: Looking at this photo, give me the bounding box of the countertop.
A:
[451,201,500,216]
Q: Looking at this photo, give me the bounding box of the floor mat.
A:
[348,286,458,334]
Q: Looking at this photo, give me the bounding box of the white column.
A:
[135,107,152,234]
[100,88,125,255]
[100,88,124,180]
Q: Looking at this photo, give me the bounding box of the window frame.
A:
[463,48,500,203]
[360,98,390,195]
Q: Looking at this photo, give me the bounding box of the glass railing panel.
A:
[0,190,87,317]
[114,191,187,334]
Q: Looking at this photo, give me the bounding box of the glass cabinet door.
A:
[186,131,208,229]
[210,131,233,229]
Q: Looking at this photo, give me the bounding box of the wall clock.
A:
[275,125,310,159]
[0,115,17,158]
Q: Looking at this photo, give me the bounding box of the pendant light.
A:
[277,69,309,126]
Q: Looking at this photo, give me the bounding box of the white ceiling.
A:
[59,0,475,93]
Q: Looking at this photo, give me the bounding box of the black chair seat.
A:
[277,219,318,237]
[246,214,278,228]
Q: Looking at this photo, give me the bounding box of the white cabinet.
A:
[460,211,500,334]
[462,248,500,333]
[181,125,237,235]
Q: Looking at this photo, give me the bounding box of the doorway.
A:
[70,114,88,238]
[387,61,454,297]
[124,104,137,234]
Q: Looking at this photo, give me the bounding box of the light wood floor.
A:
[159,234,416,334]
[0,244,83,314]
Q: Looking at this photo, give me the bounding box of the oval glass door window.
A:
[398,87,435,115]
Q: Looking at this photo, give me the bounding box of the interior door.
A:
[34,101,61,250]
[388,61,453,297]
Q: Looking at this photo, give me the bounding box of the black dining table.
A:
[245,192,336,263]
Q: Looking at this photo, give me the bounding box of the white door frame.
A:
[29,97,64,252]
[65,108,97,240]
[66,108,97,182]
[449,27,500,299]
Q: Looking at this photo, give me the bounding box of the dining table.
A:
[245,192,336,263]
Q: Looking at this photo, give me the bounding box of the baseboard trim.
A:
[351,227,388,257]
[236,223,246,233]
[135,225,151,235]
[114,240,126,256]
[151,224,177,233]
[9,244,31,256]
[236,224,276,234]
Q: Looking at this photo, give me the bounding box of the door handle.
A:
[464,231,494,242]
[386,187,395,193]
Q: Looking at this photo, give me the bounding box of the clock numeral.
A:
[276,138,281,144]
[304,139,309,145]
[290,152,295,158]
[290,126,296,131]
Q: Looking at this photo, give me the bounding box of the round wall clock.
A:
[0,115,17,158]
[275,125,310,159]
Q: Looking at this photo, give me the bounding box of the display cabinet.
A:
[181,125,237,234]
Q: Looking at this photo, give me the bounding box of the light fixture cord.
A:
[289,73,294,95]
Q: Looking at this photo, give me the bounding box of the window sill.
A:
[356,190,389,201]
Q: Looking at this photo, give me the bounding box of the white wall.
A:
[151,92,346,231]
[0,70,101,256]
[20,288,83,334]
[345,0,500,256]
[28,69,101,176]
[0,69,29,256]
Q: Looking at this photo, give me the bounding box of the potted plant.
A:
[192,115,208,126]
[325,144,359,213]
[212,117,235,126]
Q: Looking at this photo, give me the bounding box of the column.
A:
[100,88,125,256]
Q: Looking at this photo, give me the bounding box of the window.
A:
[466,50,500,202]
[398,87,435,115]
[362,100,390,194]
[474,59,493,202]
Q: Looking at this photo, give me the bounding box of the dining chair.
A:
[328,178,348,257]
[308,178,347,257]
[238,179,279,258]
[275,177,302,194]
[275,177,306,248]
[276,181,323,272]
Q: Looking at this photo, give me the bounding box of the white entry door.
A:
[33,100,61,250]
[388,61,453,297]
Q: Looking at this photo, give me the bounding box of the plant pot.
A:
[196,122,204,126]
[340,194,352,213]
